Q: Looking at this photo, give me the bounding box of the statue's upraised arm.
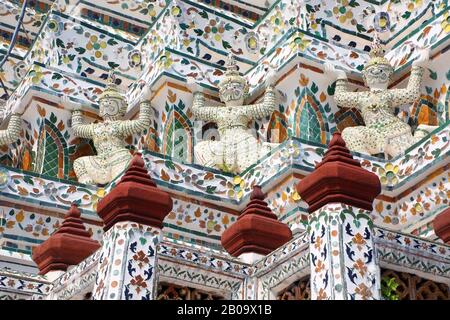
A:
[334,78,363,109]
[390,49,429,107]
[0,114,21,145]
[71,110,94,139]
[324,62,361,109]
[239,86,276,119]
[389,66,424,107]
[119,101,152,136]
[192,92,218,122]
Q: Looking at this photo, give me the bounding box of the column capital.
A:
[97,153,173,231]
[32,203,100,275]
[296,132,381,213]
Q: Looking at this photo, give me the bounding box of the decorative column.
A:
[296,133,381,300]
[92,153,172,300]
[221,185,292,264]
[433,208,450,244]
[32,204,100,278]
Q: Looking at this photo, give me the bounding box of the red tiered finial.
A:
[221,185,292,257]
[317,132,361,168]
[296,132,381,213]
[55,203,92,237]
[32,203,100,275]
[433,208,450,244]
[241,185,277,219]
[97,153,173,231]
[119,152,157,187]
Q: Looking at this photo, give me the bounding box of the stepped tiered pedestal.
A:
[32,204,100,276]
[221,185,292,264]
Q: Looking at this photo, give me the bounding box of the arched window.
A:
[293,91,328,144]
[163,109,193,162]
[34,119,68,178]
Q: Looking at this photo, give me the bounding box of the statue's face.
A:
[99,97,126,120]
[363,64,392,90]
[219,81,246,106]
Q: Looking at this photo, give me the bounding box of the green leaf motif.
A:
[23,176,34,185]
[165,160,175,170]
[56,38,65,48]
[356,24,366,33]
[194,29,204,36]
[52,73,62,80]
[402,11,411,19]
[222,40,232,50]
[428,69,437,80]
[50,112,57,124]
[107,38,118,46]
[206,186,217,194]
[75,47,86,54]
[108,62,120,69]
[431,148,441,159]
[224,23,233,31]
[327,83,336,96]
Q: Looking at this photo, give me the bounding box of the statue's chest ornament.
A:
[363,92,390,112]
[217,109,243,128]
[93,123,119,140]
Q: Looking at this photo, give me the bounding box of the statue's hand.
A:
[324,62,346,80]
[141,82,153,100]
[413,48,430,68]
[265,68,277,87]
[12,102,26,115]
[186,77,203,93]
[61,95,80,111]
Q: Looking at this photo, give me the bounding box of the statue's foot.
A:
[73,156,110,185]
[78,175,96,185]
[414,124,439,140]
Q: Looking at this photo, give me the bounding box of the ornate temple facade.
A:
[0,0,449,300]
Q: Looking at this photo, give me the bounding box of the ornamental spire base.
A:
[32,204,100,275]
[221,185,292,259]
[96,153,173,231]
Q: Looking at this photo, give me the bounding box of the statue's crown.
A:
[218,54,248,92]
[364,33,392,70]
[99,69,125,101]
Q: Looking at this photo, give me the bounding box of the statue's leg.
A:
[235,137,275,173]
[73,157,95,184]
[110,152,132,181]
[194,140,219,168]
[341,126,373,154]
